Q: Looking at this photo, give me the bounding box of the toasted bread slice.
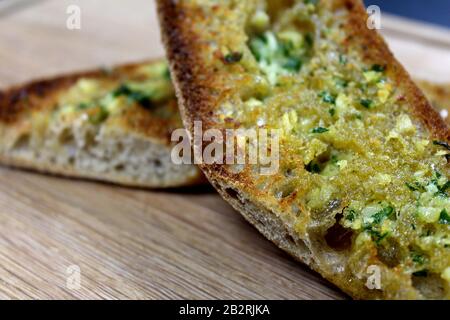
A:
[418,81,450,124]
[0,60,202,188]
[158,0,450,299]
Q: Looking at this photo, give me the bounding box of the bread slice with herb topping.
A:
[158,0,450,299]
[0,60,203,188]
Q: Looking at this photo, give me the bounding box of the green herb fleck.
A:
[113,84,154,109]
[366,229,389,245]
[345,209,356,222]
[439,209,450,225]
[335,78,348,88]
[431,174,450,197]
[319,91,336,104]
[77,102,91,110]
[311,127,329,134]
[360,99,373,109]
[305,33,314,47]
[164,67,171,80]
[339,54,347,65]
[329,108,336,117]
[305,161,321,174]
[406,182,425,192]
[283,57,302,71]
[411,252,426,265]
[372,206,394,225]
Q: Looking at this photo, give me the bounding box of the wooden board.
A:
[0,0,449,300]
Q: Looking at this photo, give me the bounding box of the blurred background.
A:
[366,0,450,28]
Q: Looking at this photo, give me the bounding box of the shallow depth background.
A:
[366,0,450,28]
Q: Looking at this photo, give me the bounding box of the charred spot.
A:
[344,0,355,10]
[224,188,239,201]
[10,89,29,105]
[153,159,163,168]
[325,214,353,251]
[29,81,52,97]
[222,52,243,65]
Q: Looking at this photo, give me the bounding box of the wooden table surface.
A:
[0,0,449,300]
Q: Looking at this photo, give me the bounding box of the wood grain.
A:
[0,0,448,300]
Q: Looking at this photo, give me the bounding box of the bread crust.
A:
[158,0,450,299]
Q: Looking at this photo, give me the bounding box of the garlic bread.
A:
[158,0,450,299]
[0,60,202,188]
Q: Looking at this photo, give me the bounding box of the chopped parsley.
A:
[77,102,91,110]
[406,182,425,192]
[329,108,336,117]
[431,172,450,197]
[339,54,347,65]
[319,91,336,104]
[249,31,311,83]
[283,57,302,71]
[372,206,394,225]
[305,33,314,47]
[335,78,348,88]
[305,161,321,174]
[360,99,373,109]
[411,252,426,265]
[362,205,394,245]
[367,229,389,245]
[439,209,450,225]
[311,127,329,134]
[164,67,171,80]
[345,209,356,222]
[113,84,154,109]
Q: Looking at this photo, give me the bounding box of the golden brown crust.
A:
[157,1,217,134]
[158,0,450,299]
